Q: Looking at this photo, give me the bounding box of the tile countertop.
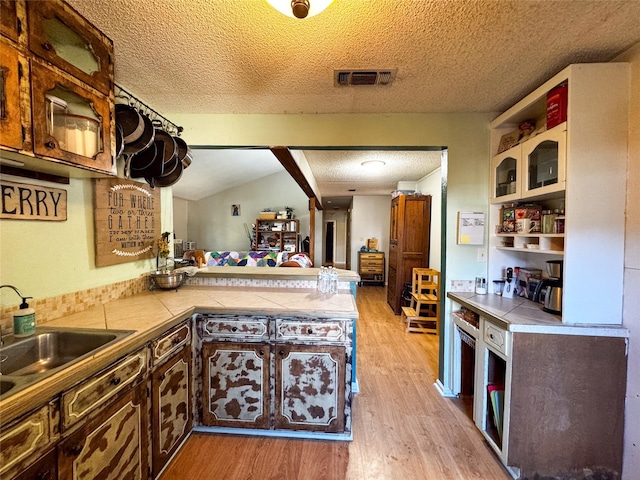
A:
[0,285,358,425]
[447,291,629,338]
[190,266,360,281]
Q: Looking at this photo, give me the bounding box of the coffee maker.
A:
[533,260,563,314]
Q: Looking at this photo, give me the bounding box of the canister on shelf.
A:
[542,210,557,234]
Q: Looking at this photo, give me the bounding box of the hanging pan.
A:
[122,112,155,155]
[115,104,144,144]
[173,136,192,169]
[151,154,184,188]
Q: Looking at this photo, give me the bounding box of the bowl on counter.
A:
[149,270,187,290]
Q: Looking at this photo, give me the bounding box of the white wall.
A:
[172,197,189,246]
[187,170,309,251]
[351,195,392,276]
[614,42,640,480]
[417,166,442,271]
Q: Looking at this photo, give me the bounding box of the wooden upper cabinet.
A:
[0,39,29,151]
[30,61,113,173]
[27,0,113,96]
[0,0,20,42]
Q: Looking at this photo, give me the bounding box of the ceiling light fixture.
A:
[361,160,386,168]
[266,0,334,19]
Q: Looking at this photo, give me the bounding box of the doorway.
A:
[324,220,336,266]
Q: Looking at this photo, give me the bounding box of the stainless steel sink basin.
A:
[0,327,134,399]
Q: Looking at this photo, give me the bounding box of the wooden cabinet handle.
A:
[307,328,313,334]
[231,326,238,332]
[279,350,285,356]
[172,336,181,345]
[259,349,265,356]
[110,376,121,386]
[44,140,56,149]
[158,373,165,381]
[41,41,53,51]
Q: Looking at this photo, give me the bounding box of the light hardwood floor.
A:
[160,286,511,480]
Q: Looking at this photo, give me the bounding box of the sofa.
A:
[203,251,312,268]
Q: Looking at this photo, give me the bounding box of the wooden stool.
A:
[406,268,440,334]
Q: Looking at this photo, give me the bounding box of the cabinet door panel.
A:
[58,382,149,480]
[0,402,58,480]
[30,61,113,174]
[152,346,192,477]
[202,342,270,429]
[0,40,27,150]
[274,344,345,433]
[27,0,113,96]
[0,0,19,42]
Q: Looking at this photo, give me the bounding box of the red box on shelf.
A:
[546,82,568,129]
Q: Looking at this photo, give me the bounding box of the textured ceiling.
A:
[65,0,640,203]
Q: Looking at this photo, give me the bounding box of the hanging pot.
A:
[122,113,154,155]
[173,136,192,169]
[151,155,183,188]
[115,104,144,144]
[153,128,177,170]
[129,142,163,178]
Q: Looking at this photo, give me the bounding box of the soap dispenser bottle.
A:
[13,295,36,337]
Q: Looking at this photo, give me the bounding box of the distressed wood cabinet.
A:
[150,322,192,477]
[202,341,271,429]
[197,314,352,437]
[0,401,59,480]
[17,448,58,480]
[58,380,149,480]
[0,0,115,175]
[274,344,345,433]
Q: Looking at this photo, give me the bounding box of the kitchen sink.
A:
[0,327,134,399]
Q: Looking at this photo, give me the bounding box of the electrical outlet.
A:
[477,248,487,262]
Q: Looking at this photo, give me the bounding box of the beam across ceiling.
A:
[270,146,324,211]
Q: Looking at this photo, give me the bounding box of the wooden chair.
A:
[401,268,440,334]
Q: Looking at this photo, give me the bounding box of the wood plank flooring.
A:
[160,286,511,480]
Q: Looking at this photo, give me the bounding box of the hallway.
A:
[160,286,511,479]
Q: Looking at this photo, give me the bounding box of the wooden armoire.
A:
[387,194,432,314]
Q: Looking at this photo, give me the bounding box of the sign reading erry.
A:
[93,178,161,267]
[0,180,67,221]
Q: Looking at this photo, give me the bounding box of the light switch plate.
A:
[477,248,487,262]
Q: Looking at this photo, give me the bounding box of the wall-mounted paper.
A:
[457,211,485,245]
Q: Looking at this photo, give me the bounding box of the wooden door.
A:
[58,381,149,480]
[202,342,270,429]
[274,344,345,433]
[151,346,192,477]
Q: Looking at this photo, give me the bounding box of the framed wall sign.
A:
[0,179,67,221]
[93,178,161,267]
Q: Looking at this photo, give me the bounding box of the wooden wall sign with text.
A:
[93,178,161,267]
[0,180,67,220]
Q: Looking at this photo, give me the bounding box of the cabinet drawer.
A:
[275,318,346,343]
[484,321,509,356]
[361,259,383,267]
[200,315,269,341]
[151,321,191,365]
[360,266,383,274]
[61,348,147,430]
[0,401,59,479]
[360,253,383,260]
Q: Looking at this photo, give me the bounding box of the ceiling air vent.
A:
[334,69,397,87]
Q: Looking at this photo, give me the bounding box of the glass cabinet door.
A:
[521,124,566,197]
[491,145,520,203]
[31,62,113,173]
[27,1,113,96]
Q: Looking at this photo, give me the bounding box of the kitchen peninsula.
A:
[0,268,359,480]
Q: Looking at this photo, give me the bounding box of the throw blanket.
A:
[204,251,312,267]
